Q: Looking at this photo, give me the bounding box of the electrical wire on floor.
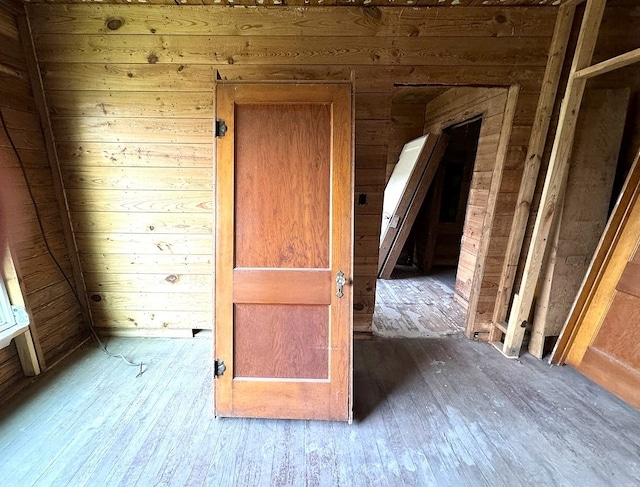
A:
[0,108,145,378]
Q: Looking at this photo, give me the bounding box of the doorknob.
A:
[336,271,347,298]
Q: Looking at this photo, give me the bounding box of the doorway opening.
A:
[373,117,483,338]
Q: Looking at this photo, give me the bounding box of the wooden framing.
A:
[465,85,519,339]
[500,0,640,358]
[528,89,629,358]
[412,85,519,337]
[551,151,640,365]
[500,0,607,357]
[489,4,576,343]
[574,48,640,80]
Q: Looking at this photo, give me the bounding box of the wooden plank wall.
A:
[422,88,516,333]
[25,4,561,334]
[0,2,87,403]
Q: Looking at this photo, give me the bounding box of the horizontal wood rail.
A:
[574,48,640,80]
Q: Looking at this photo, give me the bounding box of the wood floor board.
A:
[358,339,447,486]
[121,363,211,485]
[414,343,518,486]
[410,339,551,485]
[0,339,143,471]
[94,340,203,486]
[1,322,640,486]
[373,266,465,339]
[59,339,189,487]
[475,351,619,485]
[483,352,640,472]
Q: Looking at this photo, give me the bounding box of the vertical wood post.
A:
[502,0,607,357]
[490,4,576,342]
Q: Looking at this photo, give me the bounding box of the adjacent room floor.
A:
[374,265,464,338]
[1,335,640,486]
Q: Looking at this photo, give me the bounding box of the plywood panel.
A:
[234,304,329,379]
[234,103,331,269]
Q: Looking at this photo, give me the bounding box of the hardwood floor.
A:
[1,331,639,486]
[374,266,465,338]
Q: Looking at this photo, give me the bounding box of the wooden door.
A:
[557,152,640,410]
[214,83,353,421]
[377,134,438,274]
[578,249,640,409]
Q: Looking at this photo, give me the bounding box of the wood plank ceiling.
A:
[21,0,571,6]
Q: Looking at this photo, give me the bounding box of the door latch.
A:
[336,271,347,298]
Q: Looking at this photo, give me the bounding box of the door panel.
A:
[234,103,331,269]
[234,304,329,379]
[579,253,640,409]
[214,83,353,421]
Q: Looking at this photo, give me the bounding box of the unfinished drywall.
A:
[0,2,87,403]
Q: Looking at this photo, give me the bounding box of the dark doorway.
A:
[409,118,482,280]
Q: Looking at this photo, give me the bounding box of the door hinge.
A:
[215,119,227,138]
[214,359,227,378]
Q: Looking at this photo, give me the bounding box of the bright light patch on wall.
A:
[0,278,29,349]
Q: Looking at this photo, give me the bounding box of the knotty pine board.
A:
[28,5,557,38]
[55,142,213,167]
[26,5,559,333]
